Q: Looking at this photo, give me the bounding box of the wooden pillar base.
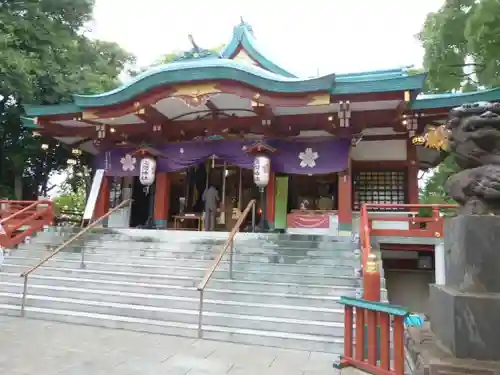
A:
[363,271,381,302]
[266,172,275,229]
[154,172,170,228]
[94,176,110,221]
[363,253,381,302]
[338,169,352,234]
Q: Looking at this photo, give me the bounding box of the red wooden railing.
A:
[334,296,410,375]
[359,203,457,284]
[0,200,54,248]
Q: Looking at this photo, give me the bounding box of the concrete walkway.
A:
[0,316,340,375]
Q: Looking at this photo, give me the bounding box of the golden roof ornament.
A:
[412,124,449,150]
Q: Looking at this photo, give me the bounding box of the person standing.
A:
[202,183,219,231]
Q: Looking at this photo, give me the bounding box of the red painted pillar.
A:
[266,171,275,226]
[407,139,419,205]
[154,172,170,228]
[363,253,381,302]
[94,176,110,220]
[338,159,352,233]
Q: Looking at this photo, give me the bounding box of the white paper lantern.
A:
[139,156,157,186]
[253,155,271,189]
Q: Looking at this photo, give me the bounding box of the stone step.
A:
[6,228,369,353]
[0,292,345,337]
[0,303,344,353]
[9,249,361,267]
[7,255,358,276]
[0,282,344,313]
[4,261,359,286]
[0,283,344,321]
[24,241,357,255]
[36,228,352,243]
[0,278,351,309]
[28,239,353,251]
[18,239,359,255]
[0,272,357,296]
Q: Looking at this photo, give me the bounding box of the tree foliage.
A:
[0,0,135,198]
[419,156,459,212]
[130,44,225,76]
[53,181,86,213]
[417,0,500,206]
[418,0,500,93]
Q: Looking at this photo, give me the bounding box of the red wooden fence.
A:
[334,296,410,375]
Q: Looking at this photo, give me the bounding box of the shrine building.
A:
[21,21,500,234]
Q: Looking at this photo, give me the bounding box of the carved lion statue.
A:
[446,102,500,215]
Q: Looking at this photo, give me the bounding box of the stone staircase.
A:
[0,228,376,354]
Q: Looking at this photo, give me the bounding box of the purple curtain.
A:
[94,139,349,176]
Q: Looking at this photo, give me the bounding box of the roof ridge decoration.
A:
[220,19,297,78]
[171,35,219,62]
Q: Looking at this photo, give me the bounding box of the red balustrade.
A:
[359,203,457,301]
[0,200,54,248]
[334,296,410,375]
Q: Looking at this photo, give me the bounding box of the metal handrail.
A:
[196,199,257,337]
[19,199,132,316]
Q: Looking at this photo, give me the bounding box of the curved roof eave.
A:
[411,87,500,110]
[23,69,428,118]
[336,67,410,80]
[22,60,336,115]
[24,103,81,117]
[21,117,39,129]
[220,23,297,78]
[71,60,335,108]
[332,73,427,95]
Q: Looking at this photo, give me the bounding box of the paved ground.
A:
[0,316,341,375]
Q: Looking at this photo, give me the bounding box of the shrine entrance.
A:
[168,160,260,231]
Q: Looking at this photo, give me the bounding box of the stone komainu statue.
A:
[446,101,500,215]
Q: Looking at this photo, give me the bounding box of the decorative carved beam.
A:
[135,104,169,124]
[69,137,92,147]
[205,99,221,119]
[36,109,397,139]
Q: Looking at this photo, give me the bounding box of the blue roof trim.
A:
[220,22,297,78]
[333,73,427,94]
[72,59,336,108]
[23,64,428,115]
[24,103,81,117]
[411,88,500,110]
[21,117,39,129]
[336,67,410,80]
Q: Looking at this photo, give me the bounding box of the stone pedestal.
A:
[429,215,500,362]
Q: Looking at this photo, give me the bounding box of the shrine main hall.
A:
[22,21,500,233]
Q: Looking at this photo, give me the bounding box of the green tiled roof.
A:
[411,88,500,110]
[23,22,500,120]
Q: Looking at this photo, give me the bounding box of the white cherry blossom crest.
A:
[299,147,319,168]
[120,154,137,171]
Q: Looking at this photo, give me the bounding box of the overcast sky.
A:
[90,0,443,76]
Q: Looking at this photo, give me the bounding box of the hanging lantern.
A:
[139,156,156,192]
[253,155,271,189]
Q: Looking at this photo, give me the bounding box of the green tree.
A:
[417,0,500,93]
[419,156,459,215]
[130,44,225,76]
[54,181,86,213]
[154,44,225,65]
[0,0,135,198]
[415,0,500,206]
